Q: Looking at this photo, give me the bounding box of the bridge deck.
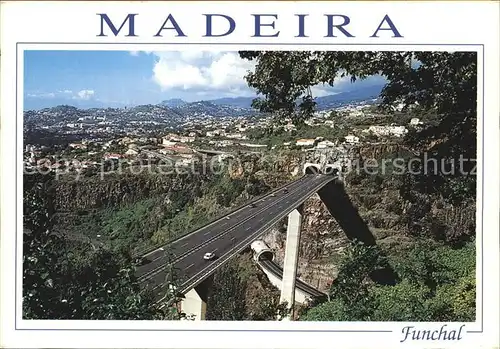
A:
[136,174,337,302]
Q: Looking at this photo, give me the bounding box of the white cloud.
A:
[207,53,255,88]
[179,51,206,62]
[73,89,95,100]
[148,51,255,93]
[129,50,154,56]
[27,89,98,101]
[153,60,207,90]
[130,51,385,100]
[27,92,55,98]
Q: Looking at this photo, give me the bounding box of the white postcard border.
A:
[1,2,499,349]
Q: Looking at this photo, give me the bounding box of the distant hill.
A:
[172,100,255,117]
[203,84,383,110]
[24,84,384,114]
[160,98,188,108]
[315,85,383,110]
[24,96,117,110]
[208,96,258,108]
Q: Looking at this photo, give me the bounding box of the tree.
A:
[23,174,170,320]
[370,280,431,321]
[301,239,475,322]
[300,298,352,321]
[240,51,477,204]
[206,263,247,320]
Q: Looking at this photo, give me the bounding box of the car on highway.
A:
[270,193,276,197]
[225,216,231,220]
[134,256,150,266]
[203,252,216,260]
[249,203,257,208]
[283,188,288,193]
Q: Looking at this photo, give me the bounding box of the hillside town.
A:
[23,98,424,177]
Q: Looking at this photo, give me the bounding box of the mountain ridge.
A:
[25,85,383,114]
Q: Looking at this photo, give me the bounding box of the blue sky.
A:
[24,50,386,110]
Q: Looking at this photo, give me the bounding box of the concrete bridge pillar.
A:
[180,276,212,320]
[279,206,303,320]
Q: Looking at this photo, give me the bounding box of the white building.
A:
[366,125,408,138]
[296,139,315,147]
[216,154,233,162]
[206,129,226,137]
[179,136,196,143]
[125,148,139,156]
[324,120,335,128]
[218,140,234,147]
[316,140,336,149]
[240,143,267,148]
[226,133,246,140]
[162,133,181,142]
[409,118,423,126]
[162,139,178,147]
[349,110,364,117]
[344,135,360,144]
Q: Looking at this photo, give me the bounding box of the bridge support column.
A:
[279,206,303,320]
[180,276,213,320]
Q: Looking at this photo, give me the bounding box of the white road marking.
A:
[140,178,318,284]
[203,231,211,236]
[186,263,195,270]
[181,242,189,248]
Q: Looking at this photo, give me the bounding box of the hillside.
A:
[24,145,476,321]
[25,86,383,116]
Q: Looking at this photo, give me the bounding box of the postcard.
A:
[0,1,499,348]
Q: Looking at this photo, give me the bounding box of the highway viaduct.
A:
[135,164,395,320]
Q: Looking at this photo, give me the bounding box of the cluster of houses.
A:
[290,136,358,149]
[24,99,426,176]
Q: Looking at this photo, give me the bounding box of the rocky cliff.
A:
[53,172,214,212]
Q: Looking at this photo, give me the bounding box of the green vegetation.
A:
[240,51,476,322]
[23,174,180,320]
[206,254,289,321]
[240,51,477,202]
[54,171,270,255]
[246,124,349,148]
[23,169,273,319]
[300,240,475,322]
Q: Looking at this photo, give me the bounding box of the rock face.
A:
[53,172,212,212]
[262,195,350,293]
[228,152,303,180]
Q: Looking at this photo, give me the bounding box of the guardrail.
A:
[174,175,337,296]
[133,174,308,258]
[137,176,316,282]
[259,259,327,299]
[152,175,337,307]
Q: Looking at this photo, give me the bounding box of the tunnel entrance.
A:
[260,251,274,261]
[305,165,320,174]
[323,166,339,176]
